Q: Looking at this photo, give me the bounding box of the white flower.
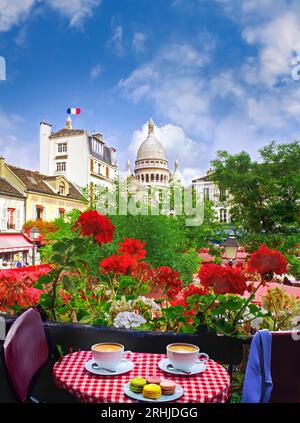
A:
[113,312,147,329]
[139,296,160,311]
[250,317,263,330]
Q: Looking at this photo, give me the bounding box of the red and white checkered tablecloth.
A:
[53,351,230,403]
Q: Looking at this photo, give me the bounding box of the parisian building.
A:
[39,116,118,190]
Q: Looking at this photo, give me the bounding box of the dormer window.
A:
[92,138,103,155]
[59,182,65,195]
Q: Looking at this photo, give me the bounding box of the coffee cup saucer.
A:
[85,359,134,376]
[158,358,206,376]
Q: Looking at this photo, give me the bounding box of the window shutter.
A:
[16,209,21,230]
[32,205,36,220]
[1,208,7,231]
[43,207,47,221]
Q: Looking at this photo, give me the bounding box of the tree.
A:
[211,141,300,233]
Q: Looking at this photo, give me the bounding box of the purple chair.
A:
[269,331,300,403]
[3,308,77,402]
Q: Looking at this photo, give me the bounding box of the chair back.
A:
[270,331,300,403]
[3,308,49,401]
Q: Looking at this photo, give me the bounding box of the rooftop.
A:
[8,165,83,201]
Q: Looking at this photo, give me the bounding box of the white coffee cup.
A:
[167,343,209,372]
[91,342,133,371]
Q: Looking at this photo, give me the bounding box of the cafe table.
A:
[53,351,231,403]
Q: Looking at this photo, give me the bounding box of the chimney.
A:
[0,156,5,178]
[92,133,103,141]
[110,147,117,166]
[39,121,52,175]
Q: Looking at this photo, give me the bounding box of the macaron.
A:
[129,377,147,393]
[142,384,162,399]
[146,376,161,385]
[160,379,176,395]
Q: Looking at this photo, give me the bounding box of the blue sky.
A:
[1,0,300,181]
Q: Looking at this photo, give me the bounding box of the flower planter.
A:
[1,313,246,366]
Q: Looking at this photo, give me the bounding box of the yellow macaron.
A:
[142,384,162,399]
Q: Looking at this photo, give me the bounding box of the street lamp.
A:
[222,232,239,267]
[29,226,40,266]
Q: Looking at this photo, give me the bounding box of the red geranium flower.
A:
[183,283,209,299]
[100,253,136,275]
[153,266,183,298]
[118,238,146,261]
[198,263,247,295]
[73,210,115,245]
[130,261,155,283]
[248,244,288,276]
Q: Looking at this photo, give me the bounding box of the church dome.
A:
[136,119,167,162]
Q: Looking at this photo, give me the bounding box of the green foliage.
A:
[211,141,300,233]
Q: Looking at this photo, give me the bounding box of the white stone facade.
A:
[40,117,118,190]
[192,170,231,223]
[134,119,170,186]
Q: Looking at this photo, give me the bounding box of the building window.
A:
[59,182,65,195]
[151,174,154,182]
[146,174,149,183]
[204,188,210,200]
[220,209,227,223]
[92,139,103,155]
[156,174,159,181]
[98,163,101,174]
[7,208,15,230]
[58,143,67,153]
[36,205,44,221]
[56,162,66,172]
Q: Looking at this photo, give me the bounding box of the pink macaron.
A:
[146,375,162,385]
[160,379,176,395]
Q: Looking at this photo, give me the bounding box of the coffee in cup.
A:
[167,343,209,372]
[91,342,133,371]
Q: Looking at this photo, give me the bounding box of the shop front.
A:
[0,233,34,268]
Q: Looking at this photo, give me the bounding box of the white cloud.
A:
[106,21,124,57]
[119,43,213,139]
[47,0,101,27]
[0,111,37,169]
[0,0,101,32]
[242,12,300,86]
[132,32,146,53]
[0,0,36,32]
[90,63,103,79]
[216,0,300,87]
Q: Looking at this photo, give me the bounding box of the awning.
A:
[0,234,33,253]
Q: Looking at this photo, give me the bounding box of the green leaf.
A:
[51,253,65,265]
[52,241,68,253]
[34,273,54,289]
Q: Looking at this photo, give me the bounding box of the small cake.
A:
[129,377,147,393]
[160,379,176,395]
[146,376,161,385]
[142,384,162,399]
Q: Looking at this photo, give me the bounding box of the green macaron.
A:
[129,377,147,392]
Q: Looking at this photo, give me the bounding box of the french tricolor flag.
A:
[67,108,81,115]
